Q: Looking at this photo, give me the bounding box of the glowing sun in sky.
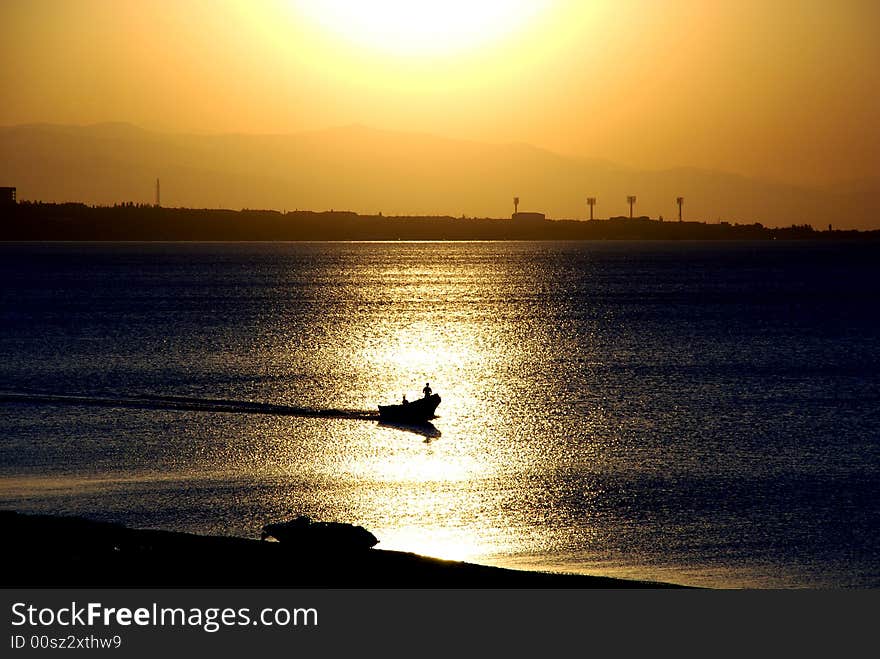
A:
[290,0,553,56]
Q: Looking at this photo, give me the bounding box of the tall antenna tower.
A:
[155,178,161,208]
[587,197,597,221]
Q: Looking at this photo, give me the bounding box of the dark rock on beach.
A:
[261,516,379,552]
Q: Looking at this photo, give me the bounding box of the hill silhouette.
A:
[1,122,877,229]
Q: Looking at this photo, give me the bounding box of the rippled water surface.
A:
[1,241,878,588]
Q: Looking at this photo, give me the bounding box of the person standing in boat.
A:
[422,383,432,398]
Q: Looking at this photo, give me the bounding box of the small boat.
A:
[378,393,440,424]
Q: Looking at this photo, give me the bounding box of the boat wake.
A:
[0,391,380,421]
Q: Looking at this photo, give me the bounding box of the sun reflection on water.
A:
[367,453,481,485]
[374,525,503,564]
[369,324,479,373]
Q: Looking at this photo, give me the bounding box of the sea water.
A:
[1,240,878,588]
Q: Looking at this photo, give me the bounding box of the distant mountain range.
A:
[1,122,877,228]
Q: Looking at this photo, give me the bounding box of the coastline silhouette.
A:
[0,510,685,588]
[3,201,875,241]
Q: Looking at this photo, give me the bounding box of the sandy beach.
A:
[2,511,685,588]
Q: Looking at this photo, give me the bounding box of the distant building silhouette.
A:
[511,196,544,221]
[512,212,545,221]
[0,187,16,205]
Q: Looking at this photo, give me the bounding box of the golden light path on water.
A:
[340,298,514,562]
[252,242,593,566]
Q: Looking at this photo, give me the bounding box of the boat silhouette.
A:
[378,393,440,424]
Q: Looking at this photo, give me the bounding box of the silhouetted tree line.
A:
[1,202,877,241]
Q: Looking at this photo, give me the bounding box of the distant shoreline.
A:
[2,203,877,241]
[1,511,687,589]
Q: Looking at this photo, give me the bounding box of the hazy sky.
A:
[2,0,878,186]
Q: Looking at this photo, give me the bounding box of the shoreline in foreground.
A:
[1,511,688,588]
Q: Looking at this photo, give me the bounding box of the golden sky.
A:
[2,0,878,186]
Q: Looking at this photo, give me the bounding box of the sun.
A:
[290,0,552,57]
